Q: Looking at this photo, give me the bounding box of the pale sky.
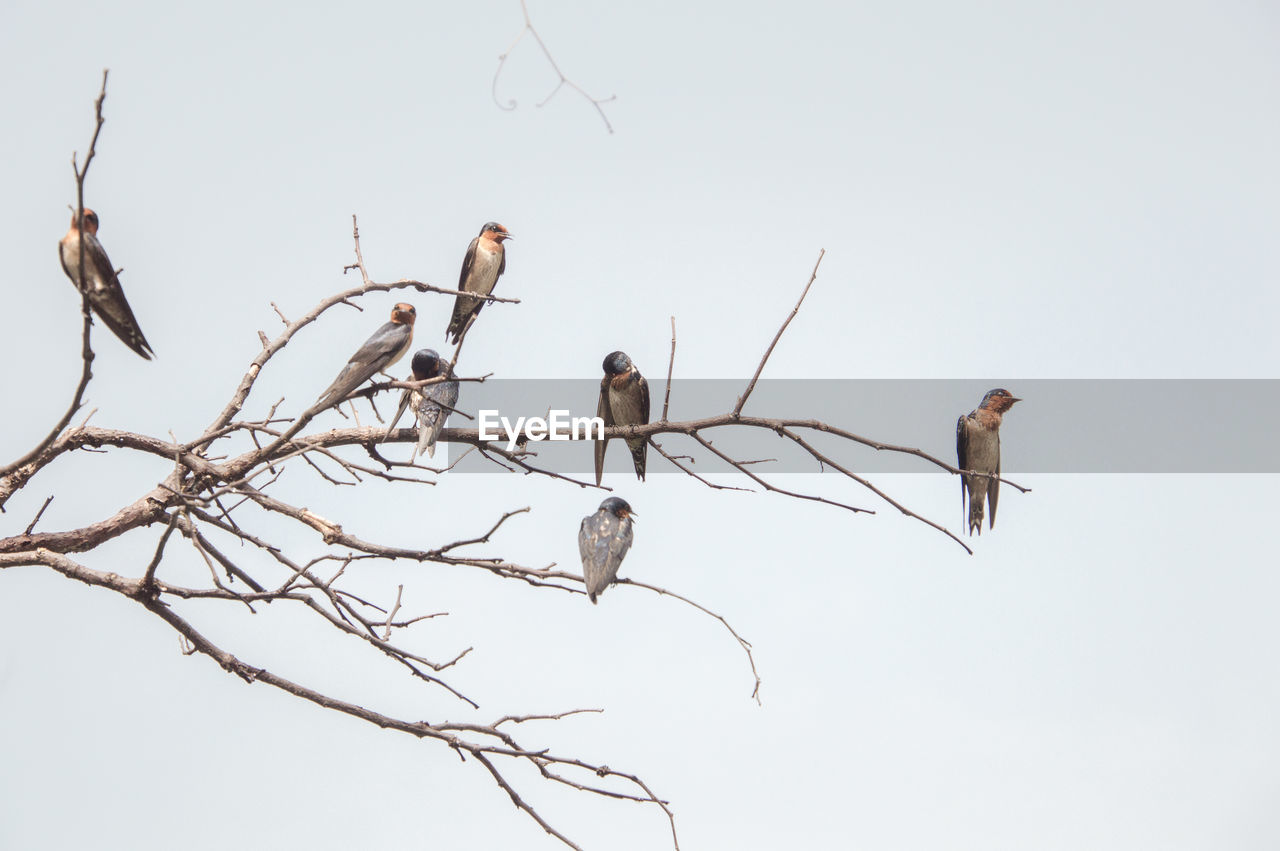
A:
[2,1,1278,849]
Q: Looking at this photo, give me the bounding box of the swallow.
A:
[57,208,155,360]
[383,348,459,460]
[578,497,636,604]
[309,303,416,415]
[445,222,512,344]
[594,351,650,486]
[956,388,1022,535]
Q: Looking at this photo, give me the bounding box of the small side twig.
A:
[492,0,617,133]
[733,248,824,417]
[23,496,55,535]
[661,316,676,422]
[382,584,404,640]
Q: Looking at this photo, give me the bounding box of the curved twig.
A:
[491,0,617,133]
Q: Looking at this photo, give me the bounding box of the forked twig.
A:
[492,0,617,133]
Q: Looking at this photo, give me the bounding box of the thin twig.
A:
[141,511,181,587]
[492,0,617,133]
[0,72,108,484]
[733,248,825,417]
[23,496,55,535]
[661,316,676,422]
[382,584,404,640]
[619,577,762,704]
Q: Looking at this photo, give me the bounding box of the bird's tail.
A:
[445,304,478,345]
[967,499,985,536]
[416,427,435,460]
[627,438,647,481]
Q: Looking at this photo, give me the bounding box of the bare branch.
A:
[492,0,617,133]
[382,583,404,640]
[661,316,676,422]
[0,72,108,483]
[23,496,55,535]
[619,577,762,704]
[1,146,1030,851]
[733,248,825,417]
[650,440,750,493]
[141,510,180,588]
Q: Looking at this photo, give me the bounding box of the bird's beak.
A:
[625,510,637,521]
[1009,397,1023,403]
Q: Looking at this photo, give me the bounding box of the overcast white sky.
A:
[2,1,1278,849]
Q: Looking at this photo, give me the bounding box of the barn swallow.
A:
[445,222,512,344]
[594,351,650,486]
[382,348,460,460]
[956,388,1021,535]
[309,303,416,415]
[578,497,636,604]
[57,209,155,360]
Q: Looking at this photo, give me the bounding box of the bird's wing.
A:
[637,372,651,424]
[417,379,460,458]
[457,237,479,291]
[594,375,614,486]
[350,321,410,368]
[83,235,154,359]
[579,514,604,602]
[989,433,1001,530]
[628,372,651,479]
[447,238,484,343]
[607,519,634,576]
[314,322,407,410]
[57,239,74,283]
[956,414,970,518]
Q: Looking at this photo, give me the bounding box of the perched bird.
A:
[594,350,650,486]
[578,497,637,604]
[309,303,416,415]
[956,388,1022,535]
[445,222,512,344]
[383,348,459,460]
[57,208,155,360]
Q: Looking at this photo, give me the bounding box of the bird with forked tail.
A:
[956,388,1021,535]
[57,208,155,360]
[445,222,511,345]
[594,350,649,486]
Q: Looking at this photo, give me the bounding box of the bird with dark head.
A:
[578,497,637,604]
[382,347,460,460]
[445,221,512,345]
[594,350,650,486]
[57,208,155,360]
[309,302,416,415]
[956,388,1022,535]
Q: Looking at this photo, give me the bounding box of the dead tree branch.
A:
[492,0,617,133]
[1,78,1033,850]
[734,248,824,417]
[0,71,108,482]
